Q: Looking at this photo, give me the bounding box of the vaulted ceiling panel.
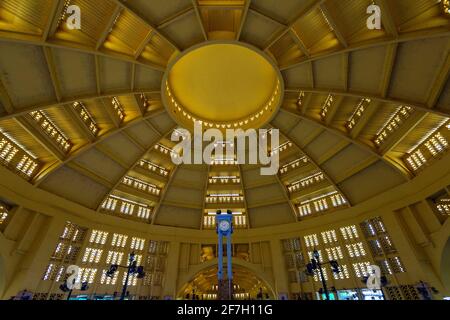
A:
[39,166,110,208]
[147,113,176,135]
[52,48,97,97]
[313,54,345,90]
[134,65,164,91]
[72,148,125,183]
[248,202,295,228]
[320,144,375,182]
[160,11,205,49]
[338,160,406,204]
[0,42,55,108]
[164,185,204,207]
[154,204,201,229]
[389,37,449,104]
[349,45,387,94]
[240,11,284,48]
[245,183,286,206]
[281,63,313,88]
[251,0,316,24]
[124,122,161,149]
[125,0,192,25]
[303,131,344,160]
[98,57,132,92]
[96,133,142,166]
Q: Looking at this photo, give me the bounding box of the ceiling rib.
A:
[379,43,398,98]
[156,7,195,30]
[319,3,348,48]
[278,107,411,181]
[151,165,180,225]
[43,46,62,102]
[42,0,65,42]
[376,0,399,38]
[14,116,65,162]
[289,29,310,58]
[236,0,251,40]
[0,34,166,73]
[285,88,450,118]
[263,0,327,51]
[0,90,160,121]
[272,124,353,207]
[249,7,287,28]
[34,107,167,186]
[0,79,14,114]
[109,0,180,52]
[191,0,208,41]
[95,124,177,211]
[95,5,123,50]
[279,29,450,71]
[237,164,251,229]
[427,50,450,108]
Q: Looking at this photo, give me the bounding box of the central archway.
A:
[177,259,276,300]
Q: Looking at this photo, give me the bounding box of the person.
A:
[14,289,33,300]
[256,287,263,300]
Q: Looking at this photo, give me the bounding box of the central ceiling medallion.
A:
[162,41,283,131]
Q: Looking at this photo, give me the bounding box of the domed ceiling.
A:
[0,0,449,230]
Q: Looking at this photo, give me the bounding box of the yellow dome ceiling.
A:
[0,0,448,231]
[164,42,282,129]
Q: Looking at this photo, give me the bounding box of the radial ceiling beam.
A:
[285,88,450,118]
[134,30,154,60]
[237,164,251,229]
[376,0,399,38]
[378,110,429,156]
[151,166,184,225]
[280,29,450,71]
[0,32,166,73]
[333,156,379,184]
[67,161,114,189]
[101,98,121,128]
[379,43,398,98]
[14,116,65,162]
[42,0,66,42]
[319,3,348,48]
[427,50,450,108]
[316,140,350,165]
[64,105,96,142]
[109,0,180,52]
[34,107,167,185]
[0,79,14,114]
[95,145,129,169]
[274,173,299,222]
[43,47,62,102]
[0,90,160,122]
[156,7,195,29]
[324,95,344,125]
[271,123,352,206]
[199,165,210,230]
[279,107,410,181]
[249,7,287,28]
[264,0,327,51]
[94,125,176,211]
[289,29,310,58]
[236,0,251,40]
[96,5,123,50]
[121,130,146,152]
[94,55,102,95]
[191,0,208,40]
[349,102,378,139]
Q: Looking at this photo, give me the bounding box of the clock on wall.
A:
[218,220,231,232]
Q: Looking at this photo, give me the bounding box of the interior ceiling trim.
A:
[33,107,168,186]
